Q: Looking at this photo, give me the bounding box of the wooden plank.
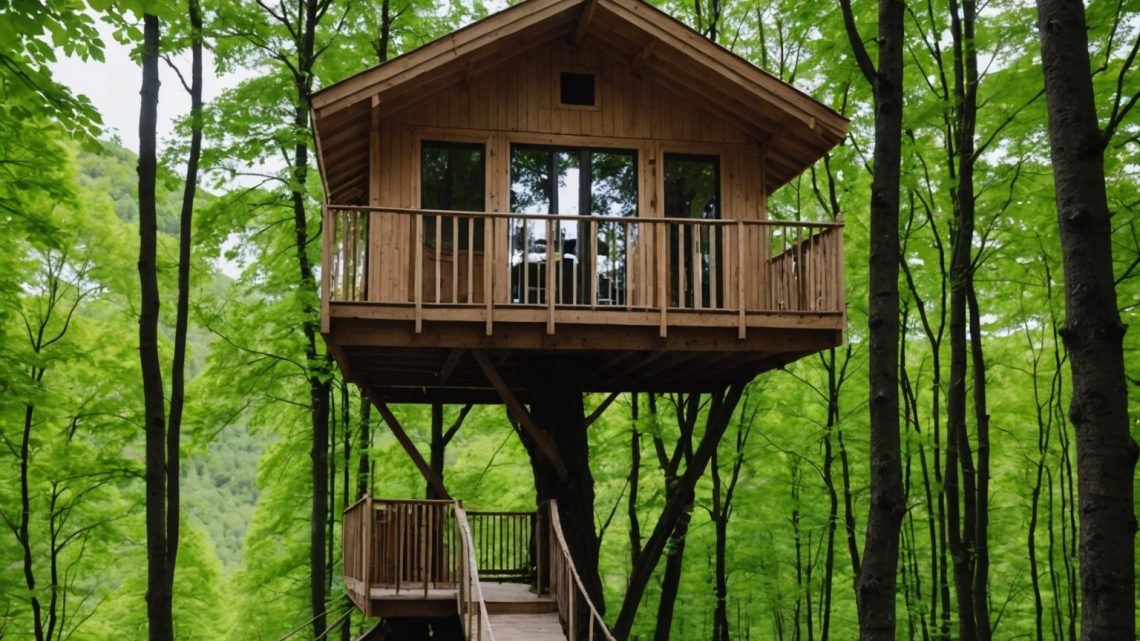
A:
[372,398,452,500]
[471,349,569,480]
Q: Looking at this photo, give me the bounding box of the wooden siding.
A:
[369,43,769,305]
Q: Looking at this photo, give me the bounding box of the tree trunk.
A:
[357,392,372,498]
[612,383,745,640]
[429,403,446,499]
[652,501,692,641]
[519,362,604,611]
[838,0,907,636]
[628,394,642,570]
[138,13,173,641]
[1035,1,1138,638]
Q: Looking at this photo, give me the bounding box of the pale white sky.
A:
[51,21,233,152]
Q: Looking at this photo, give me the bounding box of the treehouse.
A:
[312,0,847,637]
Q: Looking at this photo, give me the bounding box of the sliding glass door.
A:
[509,145,636,305]
[664,154,721,308]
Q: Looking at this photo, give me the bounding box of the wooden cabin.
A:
[313,0,846,636]
[313,0,848,406]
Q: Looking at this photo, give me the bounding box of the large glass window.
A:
[509,145,636,305]
[421,141,485,249]
[664,154,721,308]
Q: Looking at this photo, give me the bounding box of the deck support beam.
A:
[371,397,452,500]
[439,348,465,384]
[472,349,569,481]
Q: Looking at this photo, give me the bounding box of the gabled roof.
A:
[312,0,848,205]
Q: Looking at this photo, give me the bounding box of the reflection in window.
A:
[509,145,636,305]
[421,141,485,249]
[665,154,721,308]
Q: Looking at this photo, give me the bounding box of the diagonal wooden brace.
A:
[471,349,569,482]
[369,395,452,500]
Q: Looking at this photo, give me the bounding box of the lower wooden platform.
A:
[349,580,556,619]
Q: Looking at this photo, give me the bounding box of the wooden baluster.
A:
[625,220,633,310]
[657,220,667,336]
[709,223,718,309]
[737,221,746,339]
[363,497,372,609]
[466,217,474,304]
[522,219,530,304]
[546,217,555,334]
[451,216,459,304]
[590,218,598,308]
[484,215,493,334]
[415,215,424,333]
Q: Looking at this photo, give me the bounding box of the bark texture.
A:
[1035,1,1138,639]
[838,0,907,636]
[519,361,605,611]
[138,13,172,641]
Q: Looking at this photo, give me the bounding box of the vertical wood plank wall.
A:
[370,44,769,307]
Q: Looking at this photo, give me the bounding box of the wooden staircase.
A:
[343,498,613,641]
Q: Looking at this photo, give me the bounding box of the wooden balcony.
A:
[321,206,845,402]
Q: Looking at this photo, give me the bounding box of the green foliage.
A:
[4,0,1139,640]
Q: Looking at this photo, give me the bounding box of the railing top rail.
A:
[325,204,844,229]
[342,495,370,515]
[465,510,535,517]
[368,498,457,506]
[546,500,618,641]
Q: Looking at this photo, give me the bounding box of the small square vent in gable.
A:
[559,71,596,107]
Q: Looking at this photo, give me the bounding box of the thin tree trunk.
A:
[838,0,906,636]
[652,502,692,641]
[628,394,642,570]
[1035,2,1138,638]
[612,383,745,640]
[357,392,372,498]
[138,13,172,641]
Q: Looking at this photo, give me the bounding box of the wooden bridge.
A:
[343,498,612,641]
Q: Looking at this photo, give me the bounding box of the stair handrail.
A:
[453,502,496,641]
[544,500,617,641]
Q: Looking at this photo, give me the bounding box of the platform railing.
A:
[323,206,844,328]
[467,510,535,582]
[342,497,458,613]
[539,500,616,641]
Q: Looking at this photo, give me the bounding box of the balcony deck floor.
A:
[324,306,844,403]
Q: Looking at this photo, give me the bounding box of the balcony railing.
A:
[322,205,844,335]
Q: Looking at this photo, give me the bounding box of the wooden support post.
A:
[470,349,569,481]
[372,398,452,500]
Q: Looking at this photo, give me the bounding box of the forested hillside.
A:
[1,0,1136,640]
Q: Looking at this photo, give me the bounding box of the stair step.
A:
[485,598,559,615]
[480,581,558,614]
